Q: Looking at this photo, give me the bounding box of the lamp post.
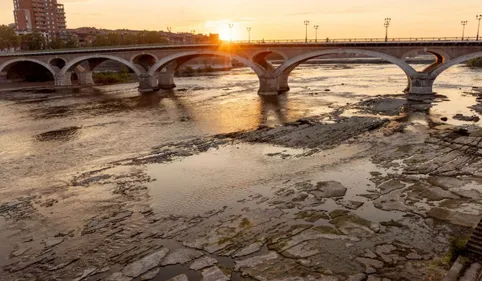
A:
[304,20,310,43]
[229,23,234,42]
[384,18,391,42]
[191,30,196,44]
[477,15,482,41]
[314,25,319,43]
[246,27,251,43]
[461,20,468,41]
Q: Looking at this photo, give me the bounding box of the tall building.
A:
[13,0,67,40]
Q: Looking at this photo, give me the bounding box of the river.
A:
[0,63,481,281]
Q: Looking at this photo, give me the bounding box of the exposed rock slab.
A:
[201,266,229,281]
[161,248,203,266]
[427,208,480,228]
[122,248,169,278]
[190,256,218,270]
[233,241,263,257]
[235,251,279,270]
[167,274,189,281]
[310,181,347,198]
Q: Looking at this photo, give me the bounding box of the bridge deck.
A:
[1,41,482,57]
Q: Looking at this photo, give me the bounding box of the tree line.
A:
[92,31,168,46]
[0,25,169,51]
[0,25,78,51]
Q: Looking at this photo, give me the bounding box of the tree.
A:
[64,34,79,48]
[48,37,65,49]
[0,25,19,50]
[21,31,46,50]
[137,31,168,44]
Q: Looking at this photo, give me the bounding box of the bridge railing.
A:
[0,37,481,56]
[234,37,480,44]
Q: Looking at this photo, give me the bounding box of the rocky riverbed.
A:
[1,64,482,281]
[2,96,482,281]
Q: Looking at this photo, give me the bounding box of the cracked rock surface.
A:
[1,93,482,281]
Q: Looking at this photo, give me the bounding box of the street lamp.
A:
[314,25,319,43]
[461,20,468,41]
[229,23,234,42]
[384,18,391,42]
[477,15,482,41]
[191,30,196,44]
[304,20,310,43]
[246,27,252,43]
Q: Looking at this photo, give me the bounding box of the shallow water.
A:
[0,63,480,205]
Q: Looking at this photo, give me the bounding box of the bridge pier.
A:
[77,71,94,86]
[258,76,282,96]
[258,74,290,95]
[0,72,7,83]
[55,72,73,87]
[277,73,290,92]
[158,72,176,89]
[407,74,435,98]
[138,74,158,93]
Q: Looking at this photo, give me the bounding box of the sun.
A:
[219,29,231,41]
[205,20,242,41]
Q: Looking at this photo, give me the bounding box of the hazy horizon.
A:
[1,0,481,40]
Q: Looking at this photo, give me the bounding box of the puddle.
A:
[153,265,201,281]
[145,143,308,217]
[307,158,406,223]
[143,141,405,224]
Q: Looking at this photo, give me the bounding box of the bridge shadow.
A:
[397,94,437,126]
[139,90,191,121]
[258,94,288,127]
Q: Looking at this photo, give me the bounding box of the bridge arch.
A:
[251,50,288,72]
[60,55,143,77]
[131,53,158,72]
[130,52,158,63]
[0,58,57,84]
[49,57,67,70]
[430,51,482,78]
[275,49,417,77]
[401,48,451,62]
[0,58,57,77]
[148,50,266,77]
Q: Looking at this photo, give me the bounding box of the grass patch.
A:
[467,57,482,67]
[239,218,252,229]
[93,72,131,84]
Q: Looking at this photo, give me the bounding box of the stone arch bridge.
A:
[0,41,481,97]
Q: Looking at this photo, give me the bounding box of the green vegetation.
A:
[93,31,168,47]
[0,25,79,51]
[93,67,132,84]
[467,57,482,67]
[176,65,220,76]
[239,218,252,228]
[0,25,19,50]
[445,236,469,263]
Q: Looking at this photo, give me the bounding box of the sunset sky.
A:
[0,0,481,40]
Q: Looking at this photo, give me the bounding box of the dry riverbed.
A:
[1,95,482,281]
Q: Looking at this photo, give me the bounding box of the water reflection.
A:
[258,94,288,127]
